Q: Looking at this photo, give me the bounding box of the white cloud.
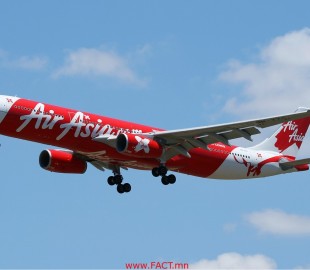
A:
[246,209,310,236]
[10,55,48,70]
[219,28,310,117]
[190,252,277,269]
[52,48,145,86]
[0,49,47,70]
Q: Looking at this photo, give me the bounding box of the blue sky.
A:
[1,0,310,268]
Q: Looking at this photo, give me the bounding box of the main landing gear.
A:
[106,165,176,194]
[152,165,176,185]
[107,173,132,194]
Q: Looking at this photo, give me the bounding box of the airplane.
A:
[1,94,310,194]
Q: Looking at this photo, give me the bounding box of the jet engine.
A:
[39,149,87,174]
[116,133,163,158]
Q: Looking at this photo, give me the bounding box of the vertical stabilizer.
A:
[251,108,310,158]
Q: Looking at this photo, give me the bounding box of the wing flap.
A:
[89,158,128,172]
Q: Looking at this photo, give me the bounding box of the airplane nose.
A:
[0,95,20,124]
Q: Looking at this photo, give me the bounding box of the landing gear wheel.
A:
[107,169,131,194]
[107,176,115,186]
[161,176,169,185]
[152,167,160,177]
[117,183,131,193]
[117,184,125,194]
[114,175,123,185]
[123,183,131,193]
[167,174,176,184]
[158,165,168,176]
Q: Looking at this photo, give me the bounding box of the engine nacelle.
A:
[39,149,87,174]
[116,133,163,158]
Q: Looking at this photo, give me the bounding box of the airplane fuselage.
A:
[1,95,304,181]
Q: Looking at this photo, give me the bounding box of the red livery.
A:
[1,95,310,194]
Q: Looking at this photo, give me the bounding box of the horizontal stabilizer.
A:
[279,158,310,170]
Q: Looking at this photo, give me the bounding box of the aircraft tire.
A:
[161,176,169,185]
[117,184,125,194]
[152,167,160,177]
[114,175,123,185]
[107,176,115,185]
[158,165,168,176]
[123,183,131,193]
[168,174,176,184]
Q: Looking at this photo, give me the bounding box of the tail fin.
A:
[251,107,310,158]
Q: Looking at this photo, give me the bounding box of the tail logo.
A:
[275,121,306,153]
[283,121,305,143]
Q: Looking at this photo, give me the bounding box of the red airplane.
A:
[1,95,310,194]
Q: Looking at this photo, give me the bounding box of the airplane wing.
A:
[279,158,310,170]
[94,108,310,160]
[139,108,310,159]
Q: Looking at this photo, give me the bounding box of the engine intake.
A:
[39,149,87,174]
